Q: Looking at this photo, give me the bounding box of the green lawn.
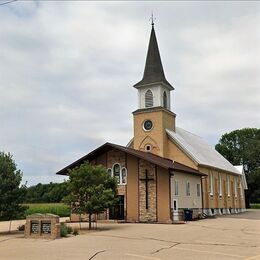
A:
[250,203,260,209]
[24,203,70,217]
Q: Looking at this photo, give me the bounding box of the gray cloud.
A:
[0,1,259,185]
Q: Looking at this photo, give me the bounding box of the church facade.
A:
[57,24,247,222]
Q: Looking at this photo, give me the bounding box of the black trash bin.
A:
[184,209,193,221]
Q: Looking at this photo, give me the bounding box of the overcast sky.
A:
[0,1,259,186]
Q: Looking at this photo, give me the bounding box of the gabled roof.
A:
[234,165,248,189]
[56,142,205,177]
[166,127,241,175]
[133,25,174,90]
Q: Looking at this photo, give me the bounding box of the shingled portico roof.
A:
[133,25,174,90]
[56,142,205,176]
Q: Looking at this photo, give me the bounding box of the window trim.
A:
[197,183,201,197]
[145,89,153,108]
[163,91,167,109]
[209,172,213,196]
[227,175,230,197]
[186,181,191,197]
[111,163,127,185]
[174,180,179,196]
[121,167,127,185]
[219,173,222,197]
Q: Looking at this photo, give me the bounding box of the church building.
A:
[56,23,247,222]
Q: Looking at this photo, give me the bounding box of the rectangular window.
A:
[209,172,213,196]
[227,175,230,197]
[234,177,237,197]
[186,181,191,196]
[219,174,222,197]
[197,183,201,197]
[240,180,243,198]
[174,180,179,196]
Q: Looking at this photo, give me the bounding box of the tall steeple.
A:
[134,24,174,90]
[132,22,176,157]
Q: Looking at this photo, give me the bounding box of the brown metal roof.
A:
[56,142,205,177]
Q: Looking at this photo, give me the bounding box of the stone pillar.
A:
[139,160,157,222]
[25,213,60,239]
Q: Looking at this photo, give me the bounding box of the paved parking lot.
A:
[0,210,259,260]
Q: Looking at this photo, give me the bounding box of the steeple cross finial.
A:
[150,11,156,27]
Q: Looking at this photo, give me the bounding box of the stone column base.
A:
[203,209,212,216]
[215,208,222,215]
[222,208,231,214]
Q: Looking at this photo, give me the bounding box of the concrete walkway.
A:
[0,210,259,260]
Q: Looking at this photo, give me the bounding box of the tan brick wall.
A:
[133,108,175,158]
[166,140,198,169]
[139,159,157,222]
[199,166,246,210]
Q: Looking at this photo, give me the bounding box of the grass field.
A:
[24,203,70,217]
[250,203,260,209]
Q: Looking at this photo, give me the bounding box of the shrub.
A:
[60,223,68,237]
[72,228,79,236]
[67,226,73,234]
[17,224,25,231]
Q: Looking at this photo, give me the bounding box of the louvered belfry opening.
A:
[145,89,153,108]
[163,91,167,109]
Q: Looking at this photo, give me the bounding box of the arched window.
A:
[145,89,153,108]
[121,168,127,184]
[113,164,120,184]
[107,168,112,177]
[163,91,167,109]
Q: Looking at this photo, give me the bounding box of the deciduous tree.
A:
[215,128,260,206]
[0,152,26,230]
[66,161,117,229]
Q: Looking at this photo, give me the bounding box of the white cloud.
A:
[0,1,259,185]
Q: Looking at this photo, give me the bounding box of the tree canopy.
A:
[0,152,26,221]
[215,128,260,205]
[24,182,70,203]
[66,161,118,229]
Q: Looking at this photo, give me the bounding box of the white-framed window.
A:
[145,144,151,151]
[145,89,153,108]
[121,167,127,184]
[186,181,191,196]
[240,180,243,199]
[107,168,112,177]
[234,176,237,198]
[113,164,121,184]
[112,163,127,185]
[174,180,179,196]
[227,175,230,197]
[219,173,222,197]
[197,183,201,197]
[209,172,213,196]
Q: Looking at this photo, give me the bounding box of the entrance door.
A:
[109,195,124,220]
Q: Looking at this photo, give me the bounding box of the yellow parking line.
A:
[125,253,162,260]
